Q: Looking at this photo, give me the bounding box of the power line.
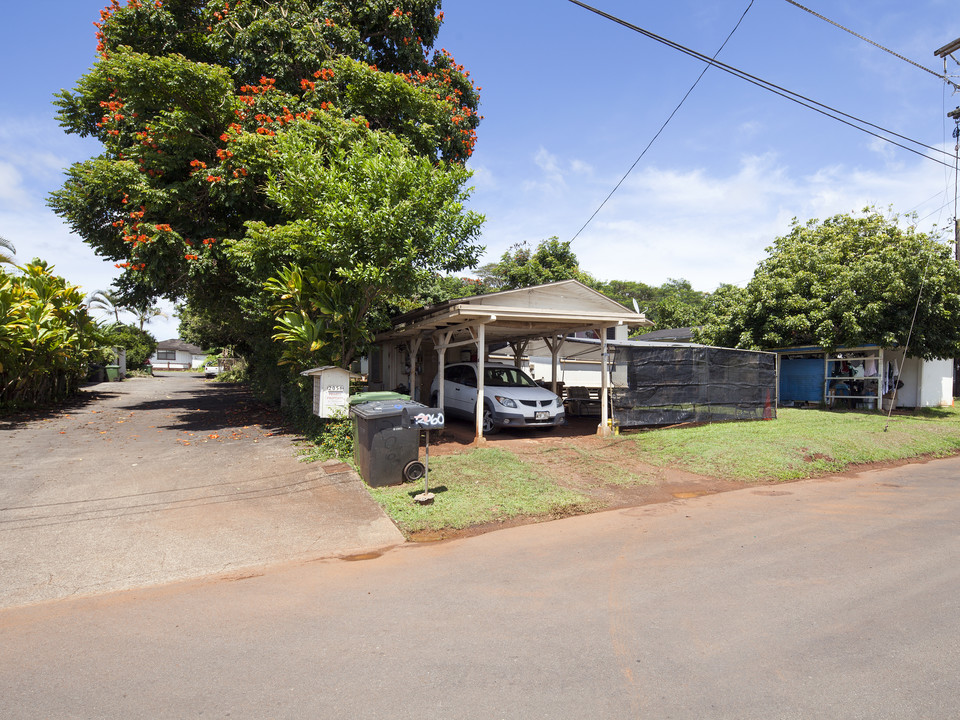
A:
[781,0,960,90]
[566,0,955,170]
[570,1,755,243]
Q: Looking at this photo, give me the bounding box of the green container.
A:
[348,391,409,406]
[105,364,120,381]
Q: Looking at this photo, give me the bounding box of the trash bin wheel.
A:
[403,460,426,482]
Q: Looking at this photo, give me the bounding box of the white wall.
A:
[884,349,953,407]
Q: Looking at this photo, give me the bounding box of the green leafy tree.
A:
[481,238,594,290]
[696,209,960,359]
[50,0,483,371]
[597,277,710,331]
[103,323,158,369]
[651,278,710,330]
[596,279,657,312]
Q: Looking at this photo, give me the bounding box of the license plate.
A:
[535,411,549,420]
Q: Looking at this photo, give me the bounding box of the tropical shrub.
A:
[0,260,99,407]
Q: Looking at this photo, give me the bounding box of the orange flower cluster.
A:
[184,254,199,261]
[115,262,147,270]
[201,238,217,245]
[393,49,481,158]
[93,0,123,55]
[122,233,151,247]
[314,68,335,81]
[206,175,223,183]
[220,123,243,142]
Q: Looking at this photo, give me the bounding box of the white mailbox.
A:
[300,366,358,418]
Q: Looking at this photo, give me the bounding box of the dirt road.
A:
[0,373,403,608]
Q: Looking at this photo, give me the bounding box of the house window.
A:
[156,350,177,360]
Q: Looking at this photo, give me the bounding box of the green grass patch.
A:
[367,447,594,534]
[555,444,656,486]
[629,406,960,481]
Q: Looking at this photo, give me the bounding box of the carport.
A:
[370,280,651,440]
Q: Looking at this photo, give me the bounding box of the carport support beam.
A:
[475,322,486,441]
[543,334,564,395]
[598,329,611,437]
[407,336,422,402]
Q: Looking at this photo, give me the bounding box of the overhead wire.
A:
[569,0,756,244]
[781,0,960,91]
[566,1,955,170]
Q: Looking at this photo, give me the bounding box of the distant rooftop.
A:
[156,338,204,354]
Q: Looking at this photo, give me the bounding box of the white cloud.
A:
[471,149,952,292]
[0,162,29,207]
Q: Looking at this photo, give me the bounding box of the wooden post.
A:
[598,328,611,437]
[407,336,422,402]
[475,322,486,441]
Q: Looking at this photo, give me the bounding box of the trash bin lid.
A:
[348,391,410,406]
[350,399,425,420]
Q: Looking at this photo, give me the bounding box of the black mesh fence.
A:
[612,345,777,427]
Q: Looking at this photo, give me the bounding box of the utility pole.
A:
[951,107,960,262]
[935,40,960,260]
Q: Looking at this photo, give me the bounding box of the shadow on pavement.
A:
[123,382,294,435]
[0,389,124,431]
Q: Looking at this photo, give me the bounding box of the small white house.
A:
[150,339,207,370]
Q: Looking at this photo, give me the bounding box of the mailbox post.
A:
[300,366,359,418]
[402,407,445,504]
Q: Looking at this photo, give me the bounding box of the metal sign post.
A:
[402,407,445,505]
[417,429,433,504]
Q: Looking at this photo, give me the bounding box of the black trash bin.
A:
[350,399,426,487]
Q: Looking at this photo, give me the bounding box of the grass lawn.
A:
[632,406,960,481]
[362,406,960,537]
[367,447,594,534]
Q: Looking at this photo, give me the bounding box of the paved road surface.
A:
[1,455,958,718]
[0,373,403,608]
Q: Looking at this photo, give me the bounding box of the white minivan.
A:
[430,363,565,434]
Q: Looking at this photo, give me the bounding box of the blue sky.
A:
[2,0,958,340]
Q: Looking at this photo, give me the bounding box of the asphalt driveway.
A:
[0,372,403,608]
[2,456,959,718]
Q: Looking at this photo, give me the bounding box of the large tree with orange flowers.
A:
[50,0,484,371]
